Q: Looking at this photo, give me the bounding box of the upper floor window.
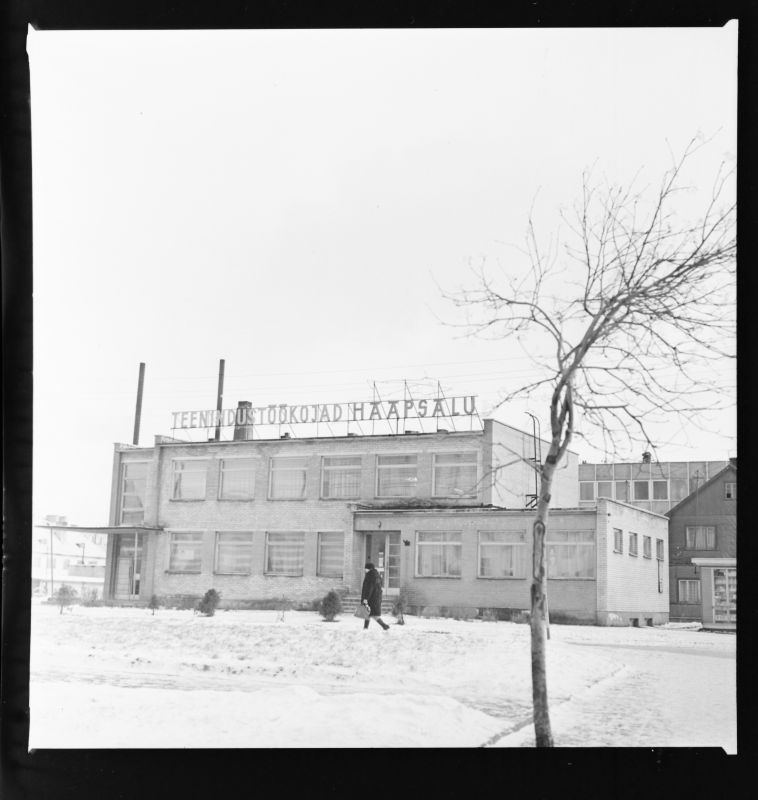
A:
[546,531,595,578]
[656,538,664,561]
[321,456,362,499]
[643,535,652,559]
[613,528,623,554]
[629,532,639,557]
[218,458,256,500]
[120,461,148,524]
[724,482,736,500]
[596,481,613,499]
[172,460,208,500]
[376,454,418,498]
[433,452,478,498]
[633,481,650,501]
[269,456,308,500]
[579,482,595,501]
[478,531,527,578]
[317,532,344,577]
[416,531,461,577]
[168,531,203,572]
[264,532,305,575]
[652,481,668,500]
[214,532,253,574]
[685,526,716,550]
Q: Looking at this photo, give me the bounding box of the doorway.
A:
[364,531,400,596]
[113,532,143,599]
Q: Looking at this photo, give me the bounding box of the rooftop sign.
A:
[171,395,477,430]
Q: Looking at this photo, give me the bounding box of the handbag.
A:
[353,603,370,620]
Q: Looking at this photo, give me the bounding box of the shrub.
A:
[319,590,343,622]
[148,594,160,615]
[392,587,410,625]
[197,589,221,617]
[82,590,101,607]
[54,584,77,614]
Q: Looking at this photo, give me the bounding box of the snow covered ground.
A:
[28,601,736,750]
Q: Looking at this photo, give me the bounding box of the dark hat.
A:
[364,562,375,570]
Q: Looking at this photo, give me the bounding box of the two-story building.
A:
[65,403,670,625]
[666,461,737,627]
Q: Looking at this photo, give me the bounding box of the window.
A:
[214,532,253,574]
[614,481,629,502]
[546,531,595,578]
[219,458,256,500]
[669,479,689,501]
[433,452,478,497]
[265,532,305,575]
[656,538,664,561]
[478,531,526,578]
[678,579,701,604]
[120,461,148,524]
[321,456,362,499]
[633,481,649,501]
[269,457,308,499]
[377,454,418,498]
[685,526,716,550]
[613,528,623,554]
[169,532,203,572]
[579,482,595,501]
[643,536,652,559]
[628,532,638,557]
[416,531,461,577]
[724,482,736,500]
[597,481,613,499]
[652,481,668,500]
[172,460,208,500]
[317,532,344,577]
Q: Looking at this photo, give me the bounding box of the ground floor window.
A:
[169,532,203,572]
[546,531,595,578]
[678,579,701,604]
[415,531,461,577]
[317,532,344,577]
[265,532,305,575]
[214,532,253,574]
[478,531,526,578]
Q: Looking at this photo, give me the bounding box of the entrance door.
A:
[712,568,736,623]
[113,532,143,599]
[365,532,400,596]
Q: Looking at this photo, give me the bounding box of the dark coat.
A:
[361,568,383,615]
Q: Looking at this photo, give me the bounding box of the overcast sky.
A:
[28,25,737,525]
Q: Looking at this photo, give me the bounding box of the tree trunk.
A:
[530,457,556,747]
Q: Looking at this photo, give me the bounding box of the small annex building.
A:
[73,406,670,626]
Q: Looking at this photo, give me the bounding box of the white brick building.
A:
[74,416,668,624]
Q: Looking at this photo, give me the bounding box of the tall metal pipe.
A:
[132,362,145,446]
[214,359,225,441]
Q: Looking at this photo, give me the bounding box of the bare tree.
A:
[446,139,736,747]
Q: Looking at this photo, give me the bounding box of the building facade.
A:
[578,458,729,515]
[666,463,737,626]
[33,516,107,599]
[87,416,668,625]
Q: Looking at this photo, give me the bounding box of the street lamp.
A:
[75,542,86,564]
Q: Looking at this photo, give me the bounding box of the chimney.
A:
[642,451,651,464]
[233,401,253,441]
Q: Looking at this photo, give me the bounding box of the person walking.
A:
[361,562,390,631]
